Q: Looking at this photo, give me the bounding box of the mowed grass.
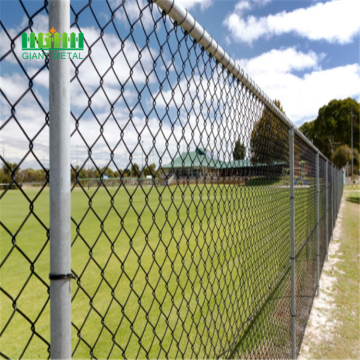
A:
[1,183,312,359]
[307,190,360,359]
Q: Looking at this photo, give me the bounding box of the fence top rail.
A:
[153,0,333,165]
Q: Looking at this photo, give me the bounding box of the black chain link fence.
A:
[319,157,327,274]
[293,134,317,356]
[0,0,51,358]
[0,0,344,359]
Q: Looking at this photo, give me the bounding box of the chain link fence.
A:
[0,0,344,359]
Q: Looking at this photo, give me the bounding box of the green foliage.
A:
[299,98,360,159]
[1,163,22,188]
[143,163,157,177]
[2,163,140,184]
[2,162,20,177]
[131,163,140,177]
[122,168,131,177]
[298,121,314,140]
[250,99,289,164]
[330,144,360,174]
[233,139,246,160]
[100,166,115,178]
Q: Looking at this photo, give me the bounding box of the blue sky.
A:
[1,0,359,170]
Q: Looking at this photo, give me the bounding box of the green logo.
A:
[22,27,84,60]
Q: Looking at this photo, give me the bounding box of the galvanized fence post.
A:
[289,128,296,359]
[332,165,335,233]
[334,167,336,224]
[338,169,342,211]
[325,161,328,261]
[336,169,338,217]
[336,170,338,214]
[49,0,72,358]
[316,153,320,296]
[334,167,336,233]
[335,168,337,218]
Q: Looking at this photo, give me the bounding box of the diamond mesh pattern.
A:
[0,1,50,358]
[0,0,344,359]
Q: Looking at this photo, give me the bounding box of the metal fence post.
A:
[335,169,337,218]
[332,165,334,233]
[289,128,296,359]
[49,0,72,358]
[325,161,328,261]
[316,153,320,296]
[336,171,338,214]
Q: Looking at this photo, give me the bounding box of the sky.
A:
[1,0,359,171]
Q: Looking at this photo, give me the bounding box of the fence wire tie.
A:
[49,273,76,280]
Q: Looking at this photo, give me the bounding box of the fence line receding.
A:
[0,0,344,359]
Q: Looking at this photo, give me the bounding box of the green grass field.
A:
[304,190,359,359]
[0,183,316,359]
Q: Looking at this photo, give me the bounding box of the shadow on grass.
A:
[346,196,360,204]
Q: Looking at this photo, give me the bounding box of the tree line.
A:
[3,97,358,186]
[299,98,359,174]
[0,162,158,185]
[233,99,289,165]
[70,163,157,181]
[232,97,359,174]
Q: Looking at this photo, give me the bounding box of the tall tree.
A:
[122,169,131,177]
[2,162,20,177]
[299,98,360,159]
[298,120,314,140]
[1,162,21,188]
[131,163,140,177]
[250,100,288,164]
[330,144,359,175]
[100,166,114,178]
[143,163,157,177]
[233,139,246,160]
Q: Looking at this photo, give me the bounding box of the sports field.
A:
[0,183,314,358]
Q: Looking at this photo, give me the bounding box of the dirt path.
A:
[299,191,360,360]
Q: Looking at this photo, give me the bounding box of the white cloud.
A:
[4,5,359,171]
[112,0,213,31]
[234,0,271,14]
[236,48,360,124]
[176,0,213,11]
[0,14,49,64]
[237,48,324,75]
[114,0,155,30]
[224,0,360,44]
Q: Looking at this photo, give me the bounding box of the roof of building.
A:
[213,159,253,169]
[161,148,288,169]
[161,148,219,169]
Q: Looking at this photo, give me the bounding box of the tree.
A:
[131,163,140,177]
[100,166,114,178]
[298,121,314,140]
[114,170,121,178]
[2,162,20,183]
[143,163,157,177]
[3,162,20,177]
[233,139,246,160]
[122,168,131,177]
[299,98,360,159]
[250,99,289,164]
[35,169,46,182]
[87,167,96,179]
[330,144,359,175]
[1,162,20,189]
[18,168,35,182]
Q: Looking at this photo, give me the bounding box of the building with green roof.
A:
[161,148,288,180]
[161,148,219,178]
